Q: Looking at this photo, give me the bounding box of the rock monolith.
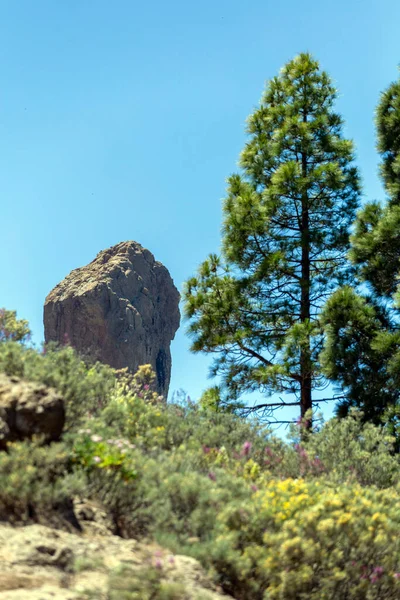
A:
[44,241,180,397]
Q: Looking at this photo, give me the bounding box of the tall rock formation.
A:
[44,241,180,397]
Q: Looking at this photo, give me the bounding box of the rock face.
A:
[44,241,180,397]
[0,374,65,449]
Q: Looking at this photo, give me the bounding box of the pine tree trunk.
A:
[300,145,312,428]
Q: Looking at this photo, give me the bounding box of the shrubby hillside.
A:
[0,314,399,599]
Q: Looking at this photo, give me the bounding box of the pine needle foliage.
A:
[184,53,360,422]
[322,68,400,422]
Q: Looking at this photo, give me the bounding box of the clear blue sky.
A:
[1,0,399,421]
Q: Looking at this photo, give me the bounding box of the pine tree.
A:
[0,308,31,344]
[321,69,400,423]
[184,54,360,424]
[377,71,400,205]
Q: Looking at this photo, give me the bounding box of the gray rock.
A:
[0,375,65,449]
[0,523,232,599]
[44,241,180,397]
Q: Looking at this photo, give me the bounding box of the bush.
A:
[300,410,400,488]
[68,422,252,541]
[69,428,139,536]
[107,565,188,600]
[206,478,400,599]
[259,411,400,488]
[0,440,84,525]
[102,379,274,455]
[0,341,116,428]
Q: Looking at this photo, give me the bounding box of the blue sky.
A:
[1,0,399,422]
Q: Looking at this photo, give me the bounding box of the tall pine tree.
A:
[184,53,360,423]
[321,68,400,423]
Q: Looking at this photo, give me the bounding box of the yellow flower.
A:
[337,512,351,525]
[317,518,335,533]
[372,512,385,522]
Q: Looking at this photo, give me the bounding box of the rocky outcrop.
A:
[0,375,65,449]
[44,241,180,397]
[0,521,231,599]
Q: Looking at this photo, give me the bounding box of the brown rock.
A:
[44,241,180,397]
[0,375,65,449]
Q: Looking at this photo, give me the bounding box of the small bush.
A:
[73,555,105,573]
[107,565,187,600]
[258,411,400,488]
[0,440,84,525]
[300,410,400,487]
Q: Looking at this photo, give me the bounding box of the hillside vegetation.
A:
[0,329,400,599]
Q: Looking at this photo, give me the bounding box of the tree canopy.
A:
[322,68,400,423]
[0,308,31,344]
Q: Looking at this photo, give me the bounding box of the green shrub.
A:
[107,565,187,600]
[102,380,274,456]
[258,410,400,488]
[73,555,105,573]
[68,422,252,541]
[0,440,84,525]
[300,410,400,487]
[69,428,139,536]
[0,341,116,428]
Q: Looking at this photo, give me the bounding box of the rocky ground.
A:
[0,500,231,600]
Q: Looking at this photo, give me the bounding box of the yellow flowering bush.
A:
[208,478,400,599]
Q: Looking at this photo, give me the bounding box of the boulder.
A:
[0,375,65,449]
[44,241,180,397]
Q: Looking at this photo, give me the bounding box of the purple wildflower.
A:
[371,566,384,581]
[241,441,252,457]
